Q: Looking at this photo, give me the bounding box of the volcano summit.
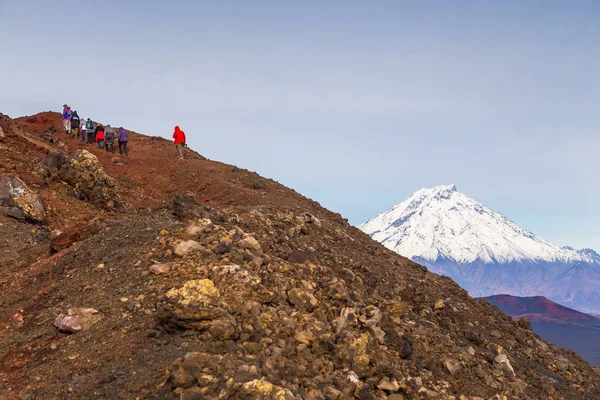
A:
[360,185,600,315]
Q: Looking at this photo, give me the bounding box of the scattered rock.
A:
[334,307,358,333]
[169,353,205,388]
[150,262,172,275]
[517,317,532,330]
[111,157,128,165]
[307,213,322,228]
[174,240,202,256]
[0,175,46,222]
[239,378,294,399]
[555,355,570,372]
[444,359,461,375]
[288,286,319,311]
[54,308,104,333]
[185,218,213,237]
[252,181,265,190]
[237,236,262,255]
[11,313,24,328]
[490,330,503,339]
[41,131,55,143]
[494,354,515,377]
[180,386,204,400]
[359,305,385,343]
[323,386,342,399]
[377,377,400,392]
[214,241,231,255]
[294,330,315,345]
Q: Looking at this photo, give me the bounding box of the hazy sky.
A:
[1,1,599,249]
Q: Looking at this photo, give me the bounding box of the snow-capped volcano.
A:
[360,185,599,264]
[360,185,600,315]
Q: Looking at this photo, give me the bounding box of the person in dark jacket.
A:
[70,111,81,139]
[172,126,186,159]
[105,125,116,153]
[118,127,129,156]
[85,119,96,144]
[96,125,105,149]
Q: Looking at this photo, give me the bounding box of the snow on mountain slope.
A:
[360,185,598,264]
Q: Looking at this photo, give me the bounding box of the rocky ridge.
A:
[1,112,600,399]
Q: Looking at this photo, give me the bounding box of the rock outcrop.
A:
[0,175,46,222]
[60,150,121,207]
[49,150,121,207]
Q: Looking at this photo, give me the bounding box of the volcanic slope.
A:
[1,112,600,399]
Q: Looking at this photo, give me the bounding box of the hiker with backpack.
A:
[85,119,96,144]
[96,125,105,149]
[105,125,116,153]
[62,105,72,133]
[118,127,129,156]
[70,111,80,139]
[172,126,186,159]
[79,117,87,142]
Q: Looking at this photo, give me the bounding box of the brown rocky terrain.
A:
[1,111,600,399]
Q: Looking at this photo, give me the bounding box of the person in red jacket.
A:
[173,126,186,159]
[96,125,105,149]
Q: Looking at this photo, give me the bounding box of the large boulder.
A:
[0,175,46,222]
[57,150,121,207]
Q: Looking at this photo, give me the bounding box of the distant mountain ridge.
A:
[360,185,600,314]
[485,295,600,366]
[485,294,600,327]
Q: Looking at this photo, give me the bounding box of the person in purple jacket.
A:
[118,127,129,156]
[62,104,72,133]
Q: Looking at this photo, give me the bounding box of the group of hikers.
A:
[61,105,129,156]
[61,104,187,159]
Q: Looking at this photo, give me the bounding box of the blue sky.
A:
[1,0,600,249]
